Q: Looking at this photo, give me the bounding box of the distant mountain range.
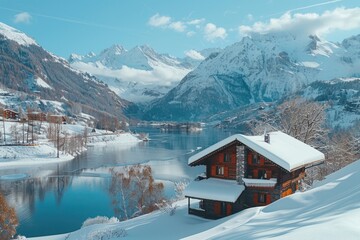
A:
[0,22,131,120]
[143,33,360,121]
[2,21,359,127]
[69,45,220,103]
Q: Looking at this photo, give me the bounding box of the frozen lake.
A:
[0,126,236,237]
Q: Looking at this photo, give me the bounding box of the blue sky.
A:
[0,0,359,58]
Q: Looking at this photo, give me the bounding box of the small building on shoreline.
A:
[184,131,325,219]
[3,109,19,120]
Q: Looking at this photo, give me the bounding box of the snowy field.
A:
[28,159,360,240]
[0,120,141,169]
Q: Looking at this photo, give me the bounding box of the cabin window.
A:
[258,193,266,203]
[252,153,259,164]
[199,200,204,209]
[216,166,224,175]
[224,153,230,162]
[221,202,226,215]
[258,169,266,179]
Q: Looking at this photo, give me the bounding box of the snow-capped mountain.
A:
[0,22,131,120]
[144,33,360,121]
[69,45,218,103]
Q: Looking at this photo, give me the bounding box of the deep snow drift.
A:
[29,158,360,240]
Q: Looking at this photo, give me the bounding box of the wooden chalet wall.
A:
[206,144,237,180]
[243,148,306,207]
[245,148,281,180]
[280,168,305,197]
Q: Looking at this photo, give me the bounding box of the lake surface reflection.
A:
[0,127,237,237]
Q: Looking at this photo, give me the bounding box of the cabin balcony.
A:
[188,206,207,218]
[242,178,277,188]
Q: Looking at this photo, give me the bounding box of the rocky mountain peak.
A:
[0,22,38,46]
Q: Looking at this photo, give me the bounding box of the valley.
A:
[0,3,360,239]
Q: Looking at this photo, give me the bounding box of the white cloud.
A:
[14,12,32,24]
[187,18,205,25]
[239,7,360,38]
[186,31,196,37]
[148,14,186,32]
[184,50,205,60]
[148,13,171,27]
[204,23,227,42]
[71,62,190,86]
[169,21,186,32]
[247,14,254,21]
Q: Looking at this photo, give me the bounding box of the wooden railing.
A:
[189,208,206,218]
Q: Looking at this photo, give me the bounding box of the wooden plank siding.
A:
[245,148,281,181]
[206,145,237,180]
[245,186,281,208]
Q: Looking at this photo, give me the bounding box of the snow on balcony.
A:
[184,178,245,203]
[242,178,277,188]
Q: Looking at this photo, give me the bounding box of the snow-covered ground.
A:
[0,120,141,169]
[0,144,74,169]
[28,158,360,240]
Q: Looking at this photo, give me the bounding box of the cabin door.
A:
[214,202,221,216]
[226,203,232,215]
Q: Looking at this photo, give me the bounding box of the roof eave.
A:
[290,158,325,172]
[188,139,241,166]
[185,195,237,203]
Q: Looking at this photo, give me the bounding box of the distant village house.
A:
[184,131,325,219]
[3,109,19,120]
[48,115,67,124]
[27,112,47,121]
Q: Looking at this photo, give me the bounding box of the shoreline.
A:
[0,132,142,170]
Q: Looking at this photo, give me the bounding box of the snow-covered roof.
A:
[188,135,240,165]
[189,131,325,172]
[184,178,245,203]
[242,178,277,188]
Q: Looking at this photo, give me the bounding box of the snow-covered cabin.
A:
[184,131,325,219]
[3,109,19,120]
[48,115,67,124]
[27,112,47,121]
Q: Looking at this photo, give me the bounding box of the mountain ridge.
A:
[144,32,360,121]
[69,45,220,103]
[0,22,131,121]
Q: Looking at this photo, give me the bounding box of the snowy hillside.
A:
[69,46,218,103]
[145,33,360,121]
[0,22,131,120]
[300,78,360,128]
[31,159,360,240]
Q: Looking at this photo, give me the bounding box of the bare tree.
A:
[2,108,6,145]
[318,130,360,179]
[20,118,26,144]
[109,165,164,220]
[83,127,88,147]
[10,124,20,144]
[253,98,327,147]
[55,120,62,158]
[0,194,18,239]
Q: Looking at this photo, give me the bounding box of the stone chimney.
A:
[264,133,270,144]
